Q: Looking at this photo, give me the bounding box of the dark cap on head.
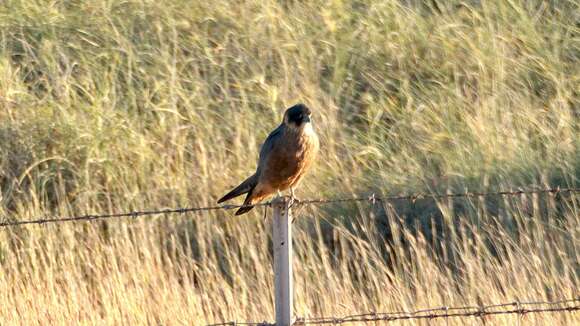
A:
[285,103,312,125]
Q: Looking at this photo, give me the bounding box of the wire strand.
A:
[207,297,580,325]
[0,187,577,228]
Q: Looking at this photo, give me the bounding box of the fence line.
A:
[208,297,580,325]
[2,188,579,325]
[1,187,578,228]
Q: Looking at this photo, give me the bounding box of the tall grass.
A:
[0,0,578,324]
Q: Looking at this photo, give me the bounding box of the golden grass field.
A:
[0,0,578,325]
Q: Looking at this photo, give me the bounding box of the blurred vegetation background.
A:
[0,0,578,324]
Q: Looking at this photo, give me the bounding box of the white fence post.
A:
[272,196,293,326]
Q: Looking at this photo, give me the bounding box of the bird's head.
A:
[283,103,313,130]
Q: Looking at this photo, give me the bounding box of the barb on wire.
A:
[0,187,578,228]
[208,297,580,325]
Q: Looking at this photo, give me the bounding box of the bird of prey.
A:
[218,103,319,215]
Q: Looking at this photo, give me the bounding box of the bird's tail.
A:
[235,192,256,215]
[217,174,258,204]
[235,187,273,215]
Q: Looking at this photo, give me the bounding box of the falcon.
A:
[218,103,319,215]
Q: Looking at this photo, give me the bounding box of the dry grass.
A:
[0,0,578,325]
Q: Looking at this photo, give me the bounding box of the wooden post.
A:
[272,196,293,326]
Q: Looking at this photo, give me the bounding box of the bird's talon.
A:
[288,196,301,209]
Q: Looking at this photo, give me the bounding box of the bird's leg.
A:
[289,187,303,224]
[289,187,301,208]
[288,187,295,207]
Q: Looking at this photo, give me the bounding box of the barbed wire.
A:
[208,297,580,325]
[0,187,578,228]
[299,187,579,205]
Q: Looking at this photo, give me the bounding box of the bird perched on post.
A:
[218,103,319,215]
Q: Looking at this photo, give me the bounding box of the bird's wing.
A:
[257,124,284,172]
[218,125,283,205]
[217,173,258,203]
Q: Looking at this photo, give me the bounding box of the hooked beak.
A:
[303,115,311,123]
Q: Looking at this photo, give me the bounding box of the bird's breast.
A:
[292,124,318,154]
[261,124,318,187]
[288,125,319,170]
